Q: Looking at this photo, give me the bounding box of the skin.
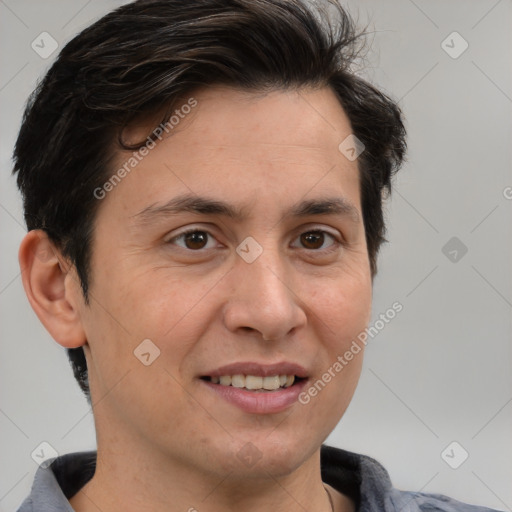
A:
[20,86,372,512]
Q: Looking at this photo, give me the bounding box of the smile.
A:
[202,374,298,391]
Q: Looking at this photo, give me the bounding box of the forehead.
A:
[171,85,350,150]
[102,85,361,219]
[122,85,352,149]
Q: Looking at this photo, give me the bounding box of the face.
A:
[78,86,372,480]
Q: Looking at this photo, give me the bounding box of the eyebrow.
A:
[132,193,360,225]
[289,197,360,223]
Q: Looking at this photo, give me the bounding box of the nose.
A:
[222,249,307,341]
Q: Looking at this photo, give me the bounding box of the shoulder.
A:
[320,445,502,512]
[387,488,503,512]
[16,451,96,512]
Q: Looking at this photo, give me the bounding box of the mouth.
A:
[199,362,309,414]
[200,374,306,392]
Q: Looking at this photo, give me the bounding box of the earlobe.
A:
[19,230,87,349]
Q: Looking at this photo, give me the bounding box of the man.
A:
[13,0,500,511]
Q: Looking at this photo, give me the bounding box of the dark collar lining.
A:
[321,444,362,508]
[51,451,96,500]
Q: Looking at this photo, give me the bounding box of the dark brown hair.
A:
[13,0,406,402]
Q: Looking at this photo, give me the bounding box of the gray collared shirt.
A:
[16,445,501,512]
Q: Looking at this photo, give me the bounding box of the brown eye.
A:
[290,229,339,252]
[300,231,325,249]
[184,231,208,249]
[170,230,216,250]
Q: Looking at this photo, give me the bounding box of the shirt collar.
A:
[19,446,393,512]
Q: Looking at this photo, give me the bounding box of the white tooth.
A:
[279,375,287,386]
[263,375,281,390]
[285,375,295,388]
[231,374,245,388]
[219,375,232,386]
[211,376,220,384]
[245,375,263,390]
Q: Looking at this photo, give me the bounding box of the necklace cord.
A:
[324,485,334,512]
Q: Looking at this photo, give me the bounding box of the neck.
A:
[69,435,352,512]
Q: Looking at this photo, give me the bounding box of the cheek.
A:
[311,272,372,343]
[93,263,211,335]
[298,279,369,430]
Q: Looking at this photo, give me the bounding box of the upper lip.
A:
[202,361,309,379]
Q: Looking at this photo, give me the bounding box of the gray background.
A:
[1,1,511,511]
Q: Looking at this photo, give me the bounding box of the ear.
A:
[19,230,87,348]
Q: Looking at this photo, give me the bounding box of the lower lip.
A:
[201,379,308,414]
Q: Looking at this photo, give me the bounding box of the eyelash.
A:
[167,227,343,253]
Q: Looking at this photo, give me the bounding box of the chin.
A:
[212,433,318,480]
